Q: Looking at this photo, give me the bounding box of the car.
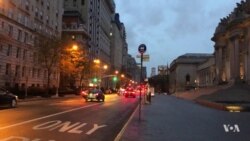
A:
[124,87,136,98]
[81,88,105,102]
[0,88,18,108]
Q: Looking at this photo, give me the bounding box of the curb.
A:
[194,99,227,111]
[18,94,79,103]
[114,103,139,141]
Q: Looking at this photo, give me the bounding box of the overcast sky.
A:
[114,0,242,76]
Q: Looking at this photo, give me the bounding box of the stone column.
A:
[246,28,250,84]
[218,47,223,82]
[215,46,221,84]
[248,37,250,84]
[234,38,240,82]
[229,39,235,81]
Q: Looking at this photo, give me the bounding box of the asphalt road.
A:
[0,94,139,141]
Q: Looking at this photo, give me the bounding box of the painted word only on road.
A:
[32,120,107,135]
[0,136,55,141]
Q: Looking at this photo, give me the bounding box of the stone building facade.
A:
[88,0,115,66]
[0,0,63,88]
[169,53,213,92]
[110,13,125,71]
[212,0,250,85]
[197,57,215,87]
[62,0,91,88]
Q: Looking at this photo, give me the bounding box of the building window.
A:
[17,29,22,41]
[2,21,4,28]
[81,0,85,5]
[8,25,13,36]
[0,44,3,52]
[56,10,58,17]
[33,52,37,63]
[73,0,77,7]
[23,49,27,60]
[15,65,20,77]
[35,8,38,17]
[186,74,190,85]
[32,68,35,78]
[5,63,11,75]
[24,32,28,43]
[47,2,50,10]
[46,16,49,24]
[37,69,40,78]
[7,44,12,56]
[44,70,47,78]
[25,0,29,11]
[40,11,43,20]
[5,82,10,87]
[16,47,20,58]
[22,66,26,77]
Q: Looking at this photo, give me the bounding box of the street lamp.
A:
[103,65,108,70]
[72,44,78,51]
[93,59,100,64]
[115,70,119,75]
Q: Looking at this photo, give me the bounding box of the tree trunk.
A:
[47,71,51,97]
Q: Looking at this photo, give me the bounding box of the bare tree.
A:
[36,35,64,95]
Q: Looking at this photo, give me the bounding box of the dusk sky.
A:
[114,0,241,76]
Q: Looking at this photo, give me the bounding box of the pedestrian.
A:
[146,83,151,104]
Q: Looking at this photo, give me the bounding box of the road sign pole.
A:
[139,52,143,121]
[138,44,146,121]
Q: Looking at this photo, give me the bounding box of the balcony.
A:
[63,23,87,32]
[62,23,89,38]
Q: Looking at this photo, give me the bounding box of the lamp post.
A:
[93,59,101,87]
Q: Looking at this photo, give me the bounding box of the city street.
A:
[0,95,138,141]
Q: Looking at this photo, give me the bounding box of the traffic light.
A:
[113,76,118,82]
[93,77,98,83]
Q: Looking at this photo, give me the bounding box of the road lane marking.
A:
[114,104,139,141]
[32,120,107,135]
[86,124,107,135]
[0,103,100,130]
[0,136,56,141]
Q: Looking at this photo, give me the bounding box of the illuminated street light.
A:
[115,70,119,74]
[121,74,125,78]
[103,65,108,70]
[72,44,78,51]
[93,59,100,64]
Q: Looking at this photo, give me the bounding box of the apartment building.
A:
[110,13,125,71]
[0,0,63,88]
[88,0,115,66]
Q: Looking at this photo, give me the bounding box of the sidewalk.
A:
[118,84,250,141]
[18,94,79,103]
[119,95,173,141]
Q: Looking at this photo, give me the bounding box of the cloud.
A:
[114,0,242,76]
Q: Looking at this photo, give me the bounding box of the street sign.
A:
[136,54,150,62]
[138,44,147,54]
[136,54,149,59]
[143,58,149,62]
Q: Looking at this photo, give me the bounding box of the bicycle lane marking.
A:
[0,103,101,130]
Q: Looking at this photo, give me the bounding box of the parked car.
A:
[81,88,105,102]
[0,88,18,108]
